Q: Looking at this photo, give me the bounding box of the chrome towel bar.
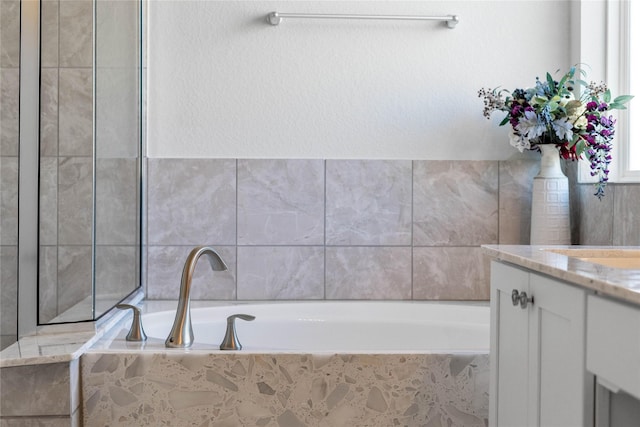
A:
[267,12,459,29]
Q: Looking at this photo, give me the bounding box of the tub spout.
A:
[165,246,228,348]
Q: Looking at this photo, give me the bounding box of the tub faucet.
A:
[165,246,228,348]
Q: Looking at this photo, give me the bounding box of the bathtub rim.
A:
[89,299,490,355]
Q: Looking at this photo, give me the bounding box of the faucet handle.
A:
[116,304,148,342]
[220,314,255,351]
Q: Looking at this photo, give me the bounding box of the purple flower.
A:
[600,116,615,127]
[586,101,598,111]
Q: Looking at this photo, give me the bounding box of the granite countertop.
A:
[482,245,640,306]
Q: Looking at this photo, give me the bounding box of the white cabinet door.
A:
[529,273,592,427]
[490,261,530,427]
[490,261,592,427]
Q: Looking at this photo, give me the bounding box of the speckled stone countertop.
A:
[482,245,640,305]
[0,300,320,367]
[0,293,146,368]
[0,308,129,368]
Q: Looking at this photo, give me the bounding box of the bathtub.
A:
[83,301,490,426]
[141,301,489,353]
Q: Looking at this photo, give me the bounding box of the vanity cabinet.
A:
[587,294,640,426]
[489,261,593,427]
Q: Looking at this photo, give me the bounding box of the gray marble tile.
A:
[0,362,72,416]
[613,185,640,246]
[326,247,411,299]
[95,0,139,68]
[0,0,20,68]
[59,0,92,67]
[237,159,324,245]
[58,157,93,245]
[499,160,538,244]
[41,0,60,68]
[236,246,324,299]
[413,247,489,300]
[0,246,17,337]
[0,68,19,156]
[57,245,92,317]
[413,161,499,246]
[0,156,18,245]
[59,68,93,157]
[40,68,59,157]
[39,157,58,245]
[95,246,138,299]
[326,160,412,246]
[95,67,140,158]
[39,245,58,324]
[95,158,139,245]
[147,159,236,246]
[0,335,17,352]
[575,184,614,245]
[146,245,236,300]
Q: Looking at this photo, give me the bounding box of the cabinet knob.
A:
[511,289,534,309]
[511,289,521,306]
[518,291,534,309]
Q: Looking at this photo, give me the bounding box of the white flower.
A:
[552,118,573,141]
[516,110,546,139]
[509,130,531,152]
[567,103,587,129]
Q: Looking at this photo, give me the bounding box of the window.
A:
[578,0,638,183]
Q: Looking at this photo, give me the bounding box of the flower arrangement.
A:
[478,66,633,199]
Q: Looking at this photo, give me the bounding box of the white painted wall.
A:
[148,0,572,159]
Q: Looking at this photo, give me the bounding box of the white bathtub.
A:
[140,301,489,353]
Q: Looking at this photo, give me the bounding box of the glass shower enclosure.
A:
[1,0,144,344]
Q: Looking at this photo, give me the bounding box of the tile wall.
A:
[146,158,543,301]
[146,158,640,302]
[36,0,95,323]
[0,0,21,349]
[37,0,142,323]
[573,183,640,246]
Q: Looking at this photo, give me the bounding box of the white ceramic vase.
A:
[530,144,571,245]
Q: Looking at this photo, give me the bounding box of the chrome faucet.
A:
[165,246,228,348]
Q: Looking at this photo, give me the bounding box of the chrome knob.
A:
[519,291,534,309]
[220,314,255,350]
[511,289,521,306]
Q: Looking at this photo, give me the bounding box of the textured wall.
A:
[147,0,572,159]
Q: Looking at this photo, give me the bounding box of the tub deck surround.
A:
[81,352,489,427]
[482,245,640,304]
